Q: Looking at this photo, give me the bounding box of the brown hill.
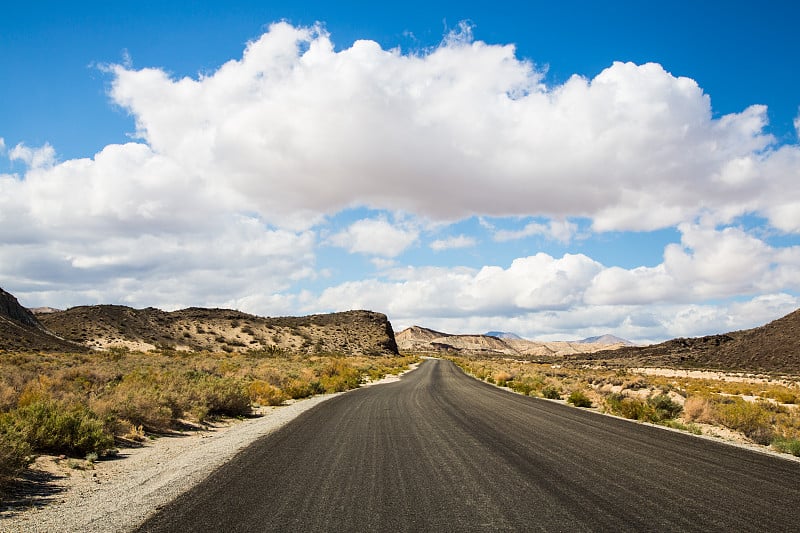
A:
[39,305,398,356]
[396,326,628,357]
[577,308,800,374]
[0,287,86,352]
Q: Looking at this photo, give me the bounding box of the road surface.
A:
[138,358,800,532]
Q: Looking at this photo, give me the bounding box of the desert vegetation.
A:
[0,348,417,490]
[450,356,800,457]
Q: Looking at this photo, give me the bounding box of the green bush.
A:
[542,387,561,400]
[319,372,361,393]
[318,360,363,393]
[1,400,114,456]
[662,419,703,435]
[648,394,683,420]
[605,393,683,423]
[606,394,652,420]
[248,381,286,406]
[283,379,319,399]
[509,381,534,396]
[191,376,251,419]
[0,432,32,485]
[93,375,177,432]
[567,390,593,408]
[715,398,776,445]
[772,437,800,457]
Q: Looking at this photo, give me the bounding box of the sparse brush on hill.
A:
[0,349,418,486]
[35,305,399,356]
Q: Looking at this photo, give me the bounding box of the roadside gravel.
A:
[0,368,416,533]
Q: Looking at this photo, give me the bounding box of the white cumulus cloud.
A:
[586,224,800,305]
[101,22,797,232]
[328,217,418,257]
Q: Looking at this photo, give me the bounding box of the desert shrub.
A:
[493,371,513,387]
[188,376,251,419]
[509,380,535,396]
[0,432,32,485]
[683,396,715,423]
[120,422,146,442]
[715,398,776,445]
[606,394,652,420]
[605,394,682,423]
[92,375,176,432]
[247,345,286,358]
[316,359,362,393]
[763,388,797,405]
[772,437,800,457]
[319,371,361,393]
[248,381,286,406]
[662,419,702,435]
[648,394,683,420]
[542,386,561,400]
[0,400,113,456]
[282,379,318,400]
[567,390,593,408]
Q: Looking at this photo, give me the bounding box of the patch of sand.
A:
[630,367,799,387]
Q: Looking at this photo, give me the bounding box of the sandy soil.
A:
[0,366,417,533]
[630,367,799,386]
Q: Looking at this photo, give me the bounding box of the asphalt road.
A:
[138,358,800,532]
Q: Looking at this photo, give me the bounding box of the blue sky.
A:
[1,1,799,342]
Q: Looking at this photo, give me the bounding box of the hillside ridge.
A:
[38,304,398,356]
[578,308,800,373]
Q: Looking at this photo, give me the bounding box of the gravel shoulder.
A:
[0,367,417,533]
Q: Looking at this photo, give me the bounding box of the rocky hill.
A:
[38,305,398,356]
[578,308,800,374]
[0,287,86,352]
[396,326,629,357]
[576,334,634,346]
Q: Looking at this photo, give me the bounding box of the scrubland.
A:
[451,356,800,458]
[0,348,417,490]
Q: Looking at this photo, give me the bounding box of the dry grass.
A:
[0,349,418,488]
[683,397,715,424]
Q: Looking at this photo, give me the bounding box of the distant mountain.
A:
[484,331,524,340]
[577,334,634,346]
[38,305,398,356]
[583,308,800,373]
[396,326,628,357]
[0,287,86,352]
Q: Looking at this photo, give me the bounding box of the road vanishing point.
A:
[138,358,800,532]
